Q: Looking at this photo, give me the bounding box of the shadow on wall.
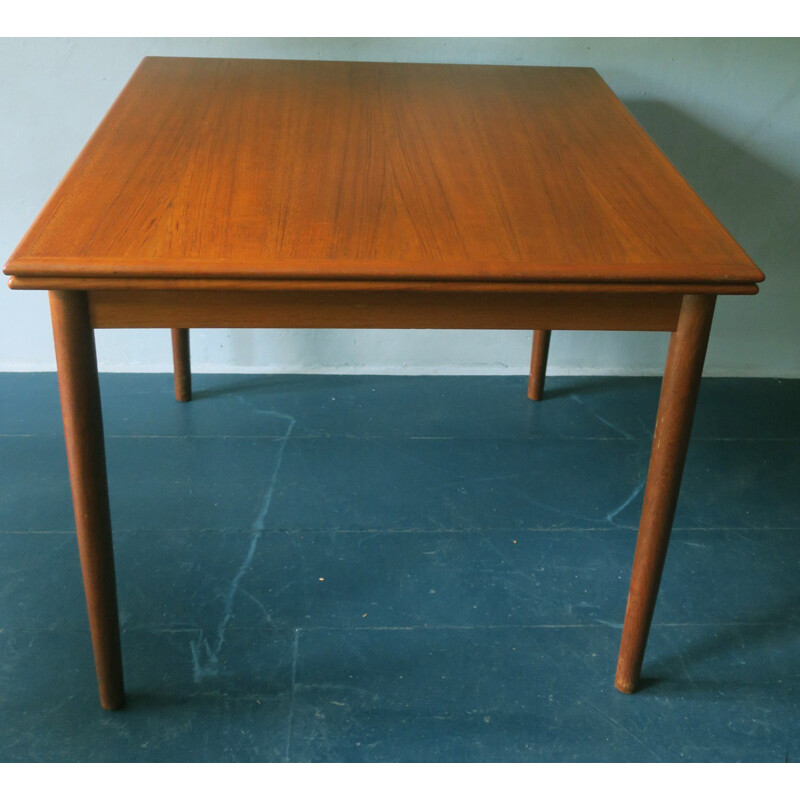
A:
[623,100,799,369]
[625,100,799,272]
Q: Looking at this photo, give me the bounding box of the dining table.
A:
[3,56,764,709]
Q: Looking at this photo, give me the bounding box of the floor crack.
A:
[190,401,295,682]
[285,628,300,762]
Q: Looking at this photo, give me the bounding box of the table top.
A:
[4,57,763,291]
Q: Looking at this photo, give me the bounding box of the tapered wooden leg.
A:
[527,330,551,401]
[50,291,125,710]
[615,294,716,694]
[171,328,192,402]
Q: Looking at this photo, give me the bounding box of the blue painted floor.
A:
[0,373,798,762]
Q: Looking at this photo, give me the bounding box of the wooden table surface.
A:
[2,57,765,711]
[4,57,762,291]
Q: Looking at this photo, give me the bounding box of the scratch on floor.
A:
[570,394,635,440]
[239,587,275,627]
[606,479,646,526]
[284,628,300,762]
[583,699,661,761]
[437,473,523,490]
[190,399,295,683]
[593,618,624,630]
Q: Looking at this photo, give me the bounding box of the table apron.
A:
[86,289,682,331]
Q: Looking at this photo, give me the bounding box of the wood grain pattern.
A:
[86,289,683,331]
[50,290,125,710]
[615,294,716,694]
[4,57,763,292]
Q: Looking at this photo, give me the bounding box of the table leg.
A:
[615,294,716,693]
[50,291,125,710]
[171,328,192,402]
[527,329,551,401]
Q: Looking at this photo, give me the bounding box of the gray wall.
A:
[1,38,797,376]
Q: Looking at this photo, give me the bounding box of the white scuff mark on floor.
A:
[606,479,646,526]
[190,397,295,682]
[570,393,635,440]
[284,628,300,762]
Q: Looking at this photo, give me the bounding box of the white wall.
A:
[1,38,797,376]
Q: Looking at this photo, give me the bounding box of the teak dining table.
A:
[3,57,764,710]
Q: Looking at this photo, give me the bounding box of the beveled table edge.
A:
[6,274,761,295]
[3,256,766,288]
